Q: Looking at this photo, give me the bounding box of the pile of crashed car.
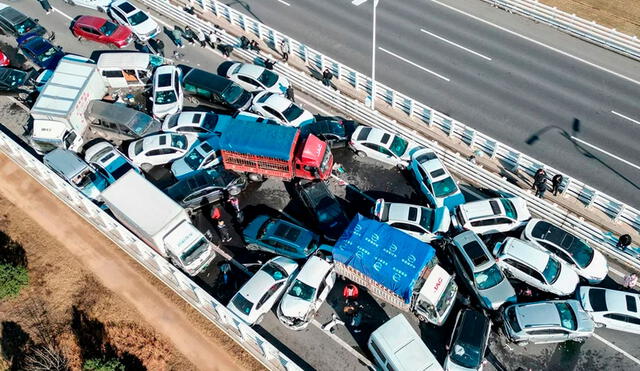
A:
[1,2,639,370]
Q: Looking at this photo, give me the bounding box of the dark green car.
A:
[243,215,320,259]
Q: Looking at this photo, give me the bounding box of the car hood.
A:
[279,295,312,319]
[243,215,270,240]
[153,100,182,119]
[290,109,314,127]
[444,356,480,371]
[581,249,608,283]
[511,198,531,221]
[443,192,466,211]
[131,18,157,36]
[433,206,451,234]
[275,75,290,94]
[552,263,580,295]
[111,26,133,41]
[171,159,193,179]
[481,276,516,310]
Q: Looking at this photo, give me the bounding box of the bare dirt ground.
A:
[537,0,640,37]
[0,154,263,371]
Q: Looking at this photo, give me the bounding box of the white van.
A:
[368,314,443,371]
[97,52,167,88]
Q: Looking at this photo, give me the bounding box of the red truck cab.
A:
[295,134,333,180]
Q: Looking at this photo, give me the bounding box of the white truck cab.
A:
[414,265,458,326]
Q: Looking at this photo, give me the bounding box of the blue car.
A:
[171,135,222,180]
[17,33,64,70]
[409,147,465,210]
[243,215,321,259]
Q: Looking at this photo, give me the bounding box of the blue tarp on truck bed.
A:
[333,214,436,303]
[218,120,298,161]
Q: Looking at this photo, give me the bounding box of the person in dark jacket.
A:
[183,26,196,45]
[263,58,275,70]
[535,177,547,198]
[532,168,546,190]
[239,35,250,49]
[322,68,333,87]
[37,0,52,14]
[617,234,632,252]
[285,86,295,102]
[552,174,563,196]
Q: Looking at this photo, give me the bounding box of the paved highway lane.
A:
[227,0,640,208]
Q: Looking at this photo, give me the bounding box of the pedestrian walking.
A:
[194,28,206,48]
[285,86,295,102]
[183,26,196,45]
[263,58,275,70]
[220,262,231,285]
[280,39,290,62]
[552,174,563,196]
[342,283,359,303]
[532,168,546,189]
[624,273,638,288]
[535,177,547,198]
[227,196,243,224]
[37,0,52,14]
[322,68,333,87]
[239,35,250,50]
[172,26,184,48]
[321,313,345,334]
[220,44,233,58]
[617,234,632,252]
[217,220,232,243]
[249,40,260,52]
[152,38,165,56]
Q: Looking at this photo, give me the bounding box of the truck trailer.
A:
[101,170,216,276]
[332,214,458,326]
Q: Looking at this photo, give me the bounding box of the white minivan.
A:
[368,314,443,371]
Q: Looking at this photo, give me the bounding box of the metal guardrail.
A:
[141,0,640,270]
[0,134,302,371]
[479,0,640,61]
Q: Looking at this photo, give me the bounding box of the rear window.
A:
[626,295,637,313]
[588,288,608,312]
[500,199,517,219]
[256,92,273,103]
[430,168,445,178]
[231,294,253,315]
[357,127,372,141]
[408,207,418,221]
[415,151,437,163]
[489,200,501,215]
[380,133,390,144]
[117,2,136,13]
[463,241,489,266]
[157,73,172,87]
[506,307,521,332]
[200,142,213,153]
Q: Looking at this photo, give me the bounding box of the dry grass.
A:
[538,0,640,37]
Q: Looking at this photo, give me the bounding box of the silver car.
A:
[451,231,516,310]
[501,300,594,345]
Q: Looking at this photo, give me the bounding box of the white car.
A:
[64,0,113,12]
[409,147,465,210]
[251,91,314,127]
[127,133,196,171]
[84,141,140,183]
[452,197,531,235]
[578,287,640,335]
[493,237,579,296]
[349,126,418,168]
[522,219,608,283]
[219,62,290,93]
[170,136,222,180]
[227,256,299,326]
[108,0,159,41]
[277,256,336,330]
[373,199,450,243]
[162,111,224,137]
[151,65,183,119]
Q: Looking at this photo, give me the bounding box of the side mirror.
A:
[148,97,153,102]
[34,18,39,22]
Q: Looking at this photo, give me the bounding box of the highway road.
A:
[2,0,640,370]
[227,0,640,209]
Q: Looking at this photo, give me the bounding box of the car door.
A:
[317,270,336,305]
[417,166,436,205]
[81,26,102,42]
[263,106,287,124]
[110,7,126,25]
[145,148,179,165]
[200,150,221,170]
[361,142,386,162]
[501,258,531,285]
[236,74,261,91]
[254,281,285,317]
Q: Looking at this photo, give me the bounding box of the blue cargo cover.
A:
[333,214,435,303]
[218,120,298,161]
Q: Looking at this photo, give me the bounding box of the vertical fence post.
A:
[614,204,626,223]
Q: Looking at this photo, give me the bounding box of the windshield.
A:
[500,198,517,219]
[542,257,561,284]
[231,294,254,315]
[418,209,435,230]
[0,69,26,87]
[432,177,457,197]
[131,116,154,135]
[109,161,133,180]
[555,302,577,330]
[127,11,149,26]
[183,149,205,169]
[317,198,341,223]
[15,19,38,34]
[155,90,177,104]
[34,44,58,63]
[282,103,304,122]
[221,84,244,103]
[171,134,188,149]
[564,236,594,269]
[288,279,316,302]
[202,113,218,131]
[435,279,457,315]
[180,237,209,265]
[99,21,119,36]
[449,341,482,369]
[262,261,288,280]
[389,135,408,157]
[474,265,505,290]
[257,69,278,87]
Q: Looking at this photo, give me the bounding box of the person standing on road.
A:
[280,39,290,62]
[285,86,295,102]
[617,234,632,252]
[194,28,206,48]
[263,58,275,70]
[217,220,232,243]
[172,26,184,48]
[219,262,231,285]
[322,68,333,87]
[624,273,638,288]
[551,174,563,196]
[37,0,52,14]
[535,177,547,198]
[183,26,196,46]
[154,39,165,57]
[532,168,546,190]
[220,44,233,58]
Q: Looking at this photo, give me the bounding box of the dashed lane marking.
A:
[420,28,492,61]
[594,334,640,366]
[612,111,640,127]
[570,136,640,172]
[378,47,450,82]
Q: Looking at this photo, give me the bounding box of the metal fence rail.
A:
[140,0,640,269]
[479,0,640,61]
[0,133,302,371]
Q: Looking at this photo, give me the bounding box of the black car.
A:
[444,309,491,370]
[0,67,38,99]
[0,4,46,38]
[165,166,247,209]
[178,64,252,112]
[295,180,349,241]
[300,117,359,148]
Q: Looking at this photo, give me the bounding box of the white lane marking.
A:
[276,0,291,6]
[420,28,492,61]
[570,136,640,172]
[594,334,640,366]
[53,7,73,21]
[310,319,374,368]
[352,0,368,5]
[430,0,640,87]
[378,47,450,82]
[612,111,640,126]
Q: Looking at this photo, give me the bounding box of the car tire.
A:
[416,314,427,322]
[140,163,153,172]
[64,0,75,5]
[228,186,243,196]
[97,6,105,12]
[248,173,265,182]
[516,341,529,347]
[356,150,367,158]
[246,243,260,251]
[397,163,406,170]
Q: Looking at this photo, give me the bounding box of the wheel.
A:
[246,243,260,251]
[64,0,75,5]
[96,6,105,12]
[416,314,427,322]
[140,163,153,172]
[397,163,406,170]
[248,173,265,182]
[356,150,367,158]
[594,322,605,328]
[228,186,242,196]
[515,341,529,347]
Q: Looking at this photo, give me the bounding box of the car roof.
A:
[413,148,449,179]
[357,126,392,147]
[171,111,208,127]
[460,198,505,219]
[155,65,176,89]
[76,15,108,28]
[236,63,263,78]
[263,93,292,111]
[455,310,490,345]
[295,256,332,286]
[516,302,561,327]
[114,0,138,15]
[587,287,640,314]
[387,203,423,223]
[182,67,232,91]
[139,133,181,149]
[453,231,492,269]
[503,238,549,270]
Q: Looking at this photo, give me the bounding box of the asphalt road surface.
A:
[226,0,640,209]
[2,1,640,370]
